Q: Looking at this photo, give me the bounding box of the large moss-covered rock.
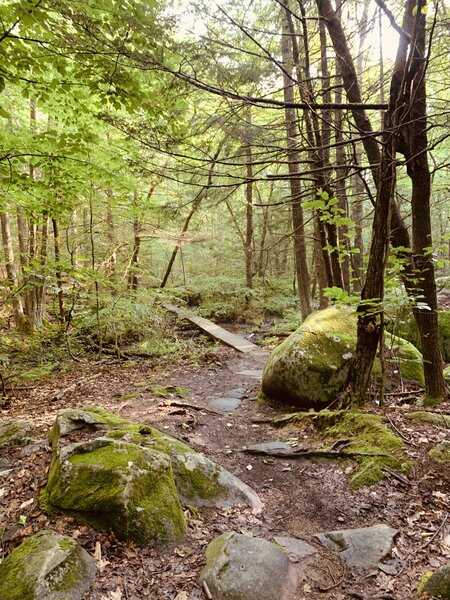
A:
[428,440,450,464]
[43,408,262,545]
[44,437,186,546]
[262,307,424,409]
[0,530,96,600]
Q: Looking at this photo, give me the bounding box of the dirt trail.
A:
[1,343,450,599]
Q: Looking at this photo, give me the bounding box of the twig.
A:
[381,466,411,486]
[385,414,417,446]
[52,372,102,401]
[419,513,449,551]
[318,566,346,591]
[202,579,213,599]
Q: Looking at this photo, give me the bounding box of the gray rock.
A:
[48,406,128,446]
[315,524,398,572]
[262,306,424,409]
[200,532,297,600]
[0,419,32,449]
[171,451,263,513]
[273,536,317,561]
[0,530,96,600]
[419,563,450,598]
[236,369,263,379]
[209,397,242,412]
[44,437,186,547]
[226,388,247,399]
[247,441,292,454]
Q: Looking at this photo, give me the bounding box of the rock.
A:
[444,364,450,387]
[272,536,317,561]
[44,437,186,547]
[314,524,398,572]
[0,530,96,600]
[200,532,297,600]
[44,408,263,545]
[247,441,292,454]
[209,397,242,412]
[171,451,263,512]
[0,419,33,449]
[225,387,247,399]
[428,440,450,463]
[262,306,424,409]
[393,310,450,363]
[418,563,450,598]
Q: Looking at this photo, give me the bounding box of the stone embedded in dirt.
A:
[226,387,247,399]
[428,440,450,463]
[171,451,263,512]
[262,306,424,409]
[0,529,96,600]
[44,437,186,547]
[209,397,242,412]
[43,407,263,545]
[200,532,297,600]
[246,441,292,454]
[272,536,317,561]
[314,523,398,572]
[418,563,450,598]
[0,418,33,449]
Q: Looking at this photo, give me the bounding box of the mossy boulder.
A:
[44,437,186,546]
[0,419,33,449]
[262,306,424,409]
[43,408,262,545]
[0,530,96,600]
[428,440,450,464]
[418,563,450,598]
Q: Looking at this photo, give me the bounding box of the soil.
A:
[1,334,450,600]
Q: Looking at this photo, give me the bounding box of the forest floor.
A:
[1,330,450,600]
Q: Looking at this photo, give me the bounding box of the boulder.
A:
[262,306,424,408]
[44,437,186,547]
[418,563,450,599]
[200,532,297,600]
[0,419,33,449]
[314,524,398,572]
[0,530,96,600]
[43,408,262,545]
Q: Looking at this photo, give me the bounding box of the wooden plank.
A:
[162,303,259,353]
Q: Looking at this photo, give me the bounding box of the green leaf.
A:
[0,105,11,119]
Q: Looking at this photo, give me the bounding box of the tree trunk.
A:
[245,114,254,290]
[0,210,24,326]
[281,5,313,320]
[52,217,65,323]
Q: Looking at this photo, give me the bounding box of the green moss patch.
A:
[406,411,450,428]
[428,441,450,464]
[274,410,411,488]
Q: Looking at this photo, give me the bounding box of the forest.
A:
[0,0,450,599]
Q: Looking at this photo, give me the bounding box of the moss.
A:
[276,410,411,488]
[407,411,450,428]
[0,420,31,449]
[173,454,224,502]
[147,385,188,398]
[44,439,186,546]
[0,531,90,600]
[428,441,450,464]
[417,571,433,595]
[204,533,231,577]
[418,565,450,598]
[262,306,424,409]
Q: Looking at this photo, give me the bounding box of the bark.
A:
[0,210,24,326]
[52,217,65,323]
[128,202,142,291]
[106,190,117,285]
[281,6,313,319]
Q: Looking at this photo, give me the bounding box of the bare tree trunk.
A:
[245,113,254,289]
[106,190,117,286]
[281,6,313,319]
[128,192,141,291]
[52,217,65,323]
[1,210,24,326]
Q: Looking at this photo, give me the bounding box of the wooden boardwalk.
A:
[162,303,259,354]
